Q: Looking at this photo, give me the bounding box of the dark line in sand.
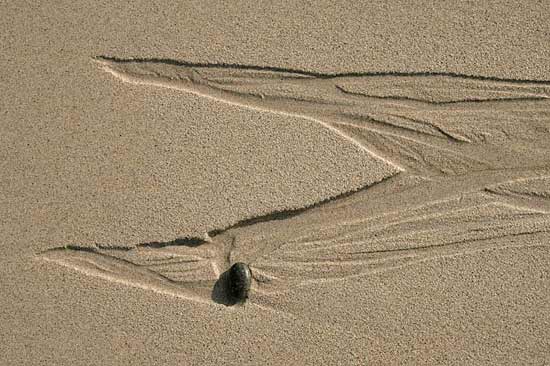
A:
[335,85,549,104]
[95,56,550,84]
[41,175,398,252]
[207,174,397,236]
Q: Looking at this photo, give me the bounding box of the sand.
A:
[1,1,550,365]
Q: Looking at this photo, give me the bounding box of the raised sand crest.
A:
[39,59,550,311]
[95,57,550,176]
[40,173,550,310]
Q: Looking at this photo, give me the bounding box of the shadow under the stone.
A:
[211,269,241,306]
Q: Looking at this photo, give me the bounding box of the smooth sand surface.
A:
[2,1,550,365]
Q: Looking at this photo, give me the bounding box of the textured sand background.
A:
[2,1,550,365]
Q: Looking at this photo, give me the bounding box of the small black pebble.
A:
[228,262,252,302]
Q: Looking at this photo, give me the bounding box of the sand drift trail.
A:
[39,58,550,310]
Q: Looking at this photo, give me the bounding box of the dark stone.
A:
[228,262,252,302]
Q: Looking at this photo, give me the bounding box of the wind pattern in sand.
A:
[95,57,550,176]
[39,58,550,308]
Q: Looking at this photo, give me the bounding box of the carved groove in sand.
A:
[39,59,550,309]
[95,57,550,176]
[40,175,550,308]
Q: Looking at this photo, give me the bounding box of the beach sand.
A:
[1,1,549,365]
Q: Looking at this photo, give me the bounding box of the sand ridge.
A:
[39,58,550,319]
[2,1,550,365]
